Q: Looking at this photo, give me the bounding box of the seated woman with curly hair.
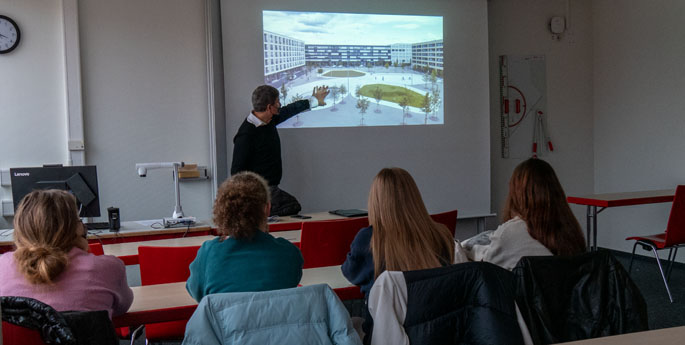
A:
[186,172,303,302]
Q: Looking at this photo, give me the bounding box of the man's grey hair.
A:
[252,85,279,112]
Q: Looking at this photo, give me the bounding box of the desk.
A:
[103,230,301,265]
[567,189,674,251]
[268,211,352,231]
[112,265,355,328]
[558,326,685,344]
[0,211,349,252]
[0,221,213,251]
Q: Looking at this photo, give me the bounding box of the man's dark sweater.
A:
[230,100,310,186]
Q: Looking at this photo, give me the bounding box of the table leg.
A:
[477,217,485,234]
[586,206,592,251]
[592,206,598,251]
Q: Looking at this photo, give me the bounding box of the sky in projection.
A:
[262,11,442,45]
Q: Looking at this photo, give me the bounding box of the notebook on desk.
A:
[329,209,368,217]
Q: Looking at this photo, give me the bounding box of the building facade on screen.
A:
[262,11,444,128]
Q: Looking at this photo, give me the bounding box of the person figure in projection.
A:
[231,84,329,216]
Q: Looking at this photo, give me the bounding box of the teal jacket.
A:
[186,230,303,301]
[182,284,362,345]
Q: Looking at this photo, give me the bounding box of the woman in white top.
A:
[462,158,586,269]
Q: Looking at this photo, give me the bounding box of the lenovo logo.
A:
[13,172,30,177]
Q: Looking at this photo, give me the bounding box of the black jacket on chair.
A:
[369,262,525,345]
[1,296,118,345]
[513,250,648,345]
[403,262,524,345]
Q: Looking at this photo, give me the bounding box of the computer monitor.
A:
[10,165,101,218]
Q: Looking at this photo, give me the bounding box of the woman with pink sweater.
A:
[0,190,133,318]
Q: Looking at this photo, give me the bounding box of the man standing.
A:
[231,84,329,216]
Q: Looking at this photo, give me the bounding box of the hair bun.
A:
[27,246,53,257]
[14,245,68,284]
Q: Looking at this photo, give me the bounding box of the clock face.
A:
[0,15,20,54]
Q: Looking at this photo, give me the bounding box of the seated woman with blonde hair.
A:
[461,158,586,270]
[344,167,462,343]
[186,171,303,302]
[0,190,133,318]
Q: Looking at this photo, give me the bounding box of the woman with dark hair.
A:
[0,190,132,318]
[186,171,303,302]
[462,158,586,269]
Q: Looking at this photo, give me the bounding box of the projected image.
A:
[263,11,443,128]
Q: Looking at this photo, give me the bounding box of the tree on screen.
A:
[290,93,306,126]
[430,69,438,89]
[280,84,288,105]
[430,85,441,121]
[422,92,433,124]
[339,84,347,104]
[372,86,383,113]
[355,85,362,98]
[399,96,409,125]
[330,86,340,111]
[422,71,431,88]
[357,96,370,126]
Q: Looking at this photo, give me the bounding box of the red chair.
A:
[88,242,105,255]
[137,245,201,341]
[430,209,458,236]
[300,218,369,269]
[626,185,685,303]
[2,322,46,345]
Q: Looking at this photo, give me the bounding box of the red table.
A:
[567,189,674,251]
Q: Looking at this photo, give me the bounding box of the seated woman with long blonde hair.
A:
[344,168,461,343]
[0,190,133,318]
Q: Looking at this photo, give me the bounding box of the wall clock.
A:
[0,15,21,54]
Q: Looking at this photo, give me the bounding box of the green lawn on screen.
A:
[322,70,366,77]
[359,84,425,108]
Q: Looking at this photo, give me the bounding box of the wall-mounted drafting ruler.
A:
[500,56,510,158]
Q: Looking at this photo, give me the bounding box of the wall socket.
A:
[1,200,14,217]
[68,140,85,151]
[0,169,10,186]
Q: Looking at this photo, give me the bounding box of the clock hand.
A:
[0,33,7,38]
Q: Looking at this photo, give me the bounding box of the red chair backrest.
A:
[138,245,201,286]
[2,321,47,345]
[430,209,458,236]
[665,185,685,247]
[137,245,201,341]
[88,242,105,256]
[300,218,369,269]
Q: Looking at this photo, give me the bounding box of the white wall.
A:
[0,0,69,229]
[78,0,213,222]
[488,0,595,224]
[221,0,491,217]
[593,0,685,253]
[1,0,214,227]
